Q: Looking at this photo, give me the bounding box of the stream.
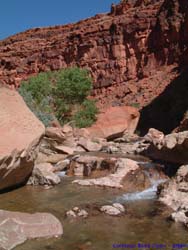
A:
[0,157,188,250]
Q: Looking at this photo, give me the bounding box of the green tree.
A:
[19,67,98,128]
[54,67,92,104]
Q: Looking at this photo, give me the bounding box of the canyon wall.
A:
[0,0,188,133]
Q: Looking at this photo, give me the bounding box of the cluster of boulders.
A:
[141,128,188,164]
[66,203,126,219]
[3,87,188,249]
[66,207,89,218]
[158,165,188,227]
[135,128,188,227]
[31,126,165,194]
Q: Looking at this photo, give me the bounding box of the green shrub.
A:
[54,67,92,104]
[19,67,98,128]
[74,100,98,128]
[130,103,140,109]
[20,72,53,104]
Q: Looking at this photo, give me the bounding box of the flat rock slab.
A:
[0,210,63,250]
[0,87,44,157]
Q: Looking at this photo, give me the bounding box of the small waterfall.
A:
[116,162,167,202]
[116,179,165,202]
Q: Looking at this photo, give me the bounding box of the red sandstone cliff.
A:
[0,0,188,133]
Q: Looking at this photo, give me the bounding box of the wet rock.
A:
[66,208,88,218]
[112,203,125,213]
[27,163,61,186]
[73,158,140,189]
[66,210,77,218]
[100,203,125,216]
[100,205,121,216]
[77,209,89,218]
[121,168,151,192]
[0,210,63,250]
[73,207,79,212]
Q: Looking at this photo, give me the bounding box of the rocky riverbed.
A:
[0,177,188,250]
[1,87,188,249]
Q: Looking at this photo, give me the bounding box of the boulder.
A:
[83,106,140,140]
[0,210,63,250]
[112,203,125,213]
[100,205,121,216]
[0,88,45,191]
[100,203,125,216]
[143,131,188,164]
[0,88,44,157]
[158,165,188,227]
[27,163,61,186]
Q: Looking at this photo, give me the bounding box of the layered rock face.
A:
[0,0,188,132]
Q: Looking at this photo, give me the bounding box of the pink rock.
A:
[0,87,44,157]
[0,87,45,191]
[85,106,140,140]
[0,210,63,250]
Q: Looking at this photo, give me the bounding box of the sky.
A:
[0,0,120,40]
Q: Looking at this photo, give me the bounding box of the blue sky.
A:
[0,0,120,40]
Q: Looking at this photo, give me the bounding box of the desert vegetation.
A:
[19,67,98,127]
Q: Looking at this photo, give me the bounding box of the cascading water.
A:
[116,162,167,202]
